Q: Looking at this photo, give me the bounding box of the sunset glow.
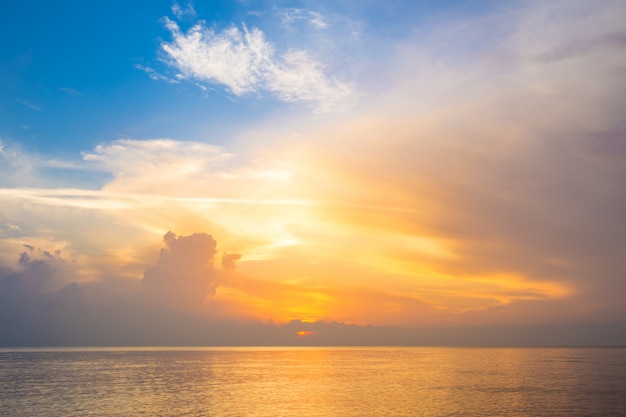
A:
[1,0,625,346]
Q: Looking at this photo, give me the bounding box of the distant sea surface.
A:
[1,347,625,416]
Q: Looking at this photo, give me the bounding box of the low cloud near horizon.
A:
[1,230,625,347]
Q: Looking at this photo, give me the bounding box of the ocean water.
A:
[0,347,625,416]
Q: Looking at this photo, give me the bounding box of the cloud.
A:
[81,138,237,194]
[221,252,241,271]
[0,229,623,346]
[58,87,82,96]
[277,8,328,29]
[139,231,221,312]
[134,64,180,84]
[509,0,626,63]
[0,140,40,187]
[0,139,115,189]
[82,138,232,179]
[0,232,243,345]
[274,0,626,322]
[16,99,41,111]
[160,18,350,111]
[581,127,626,170]
[0,246,87,343]
[0,135,311,272]
[171,1,196,19]
[531,31,626,63]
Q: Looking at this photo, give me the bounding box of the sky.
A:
[1,0,626,346]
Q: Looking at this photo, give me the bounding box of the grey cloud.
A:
[139,232,220,311]
[0,232,228,345]
[391,130,626,318]
[532,31,626,63]
[580,128,626,170]
[221,253,241,271]
[0,248,87,345]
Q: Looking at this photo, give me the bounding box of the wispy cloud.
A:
[160,18,350,111]
[531,31,626,63]
[0,140,40,187]
[59,87,82,96]
[16,99,41,111]
[81,138,234,192]
[135,64,179,83]
[308,12,328,29]
[277,8,328,29]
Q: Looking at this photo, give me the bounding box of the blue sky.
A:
[2,0,259,153]
[1,0,626,346]
[0,1,498,155]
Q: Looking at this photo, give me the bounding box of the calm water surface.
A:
[1,347,625,416]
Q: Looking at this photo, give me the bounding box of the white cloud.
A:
[16,99,41,111]
[277,8,328,28]
[135,64,180,84]
[59,87,82,96]
[308,11,328,29]
[82,138,232,175]
[160,18,350,111]
[0,140,39,187]
[80,138,237,195]
[171,1,196,19]
[264,50,350,112]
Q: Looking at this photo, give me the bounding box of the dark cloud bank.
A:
[1,233,625,347]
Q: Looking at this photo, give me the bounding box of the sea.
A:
[1,347,625,416]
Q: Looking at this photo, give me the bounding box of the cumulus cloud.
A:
[160,18,350,111]
[139,231,221,311]
[0,246,87,345]
[0,232,246,345]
